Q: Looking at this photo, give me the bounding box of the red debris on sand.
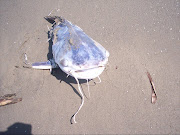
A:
[146,71,157,104]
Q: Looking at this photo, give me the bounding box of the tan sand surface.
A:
[0,0,179,134]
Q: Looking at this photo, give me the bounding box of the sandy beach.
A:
[0,0,179,134]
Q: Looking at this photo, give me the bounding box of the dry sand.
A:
[0,0,180,134]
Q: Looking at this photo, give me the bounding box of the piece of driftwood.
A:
[0,93,22,106]
[146,71,157,104]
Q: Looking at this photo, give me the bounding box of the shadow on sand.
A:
[0,122,32,135]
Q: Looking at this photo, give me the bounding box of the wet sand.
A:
[0,0,179,134]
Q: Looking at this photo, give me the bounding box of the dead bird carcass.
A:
[32,16,109,123]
